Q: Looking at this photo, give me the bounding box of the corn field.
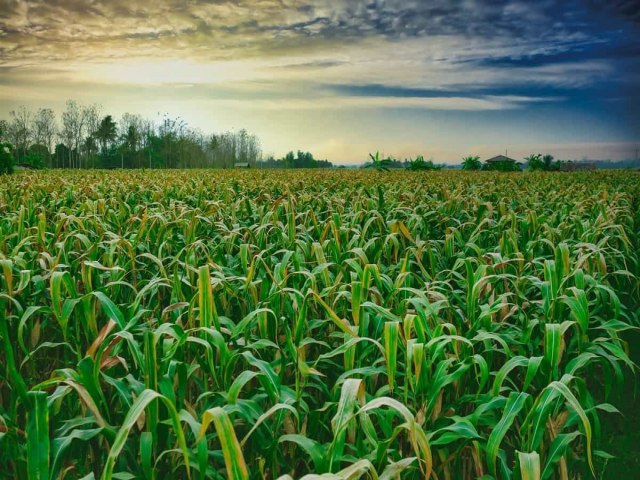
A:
[0,169,638,480]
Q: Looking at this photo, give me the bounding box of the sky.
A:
[1,0,639,164]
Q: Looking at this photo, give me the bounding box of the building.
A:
[483,154,521,171]
[234,162,250,168]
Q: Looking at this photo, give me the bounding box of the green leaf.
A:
[518,451,540,480]
[383,321,400,392]
[27,391,50,480]
[279,434,328,473]
[541,431,580,480]
[100,389,190,480]
[487,392,529,477]
[198,407,248,480]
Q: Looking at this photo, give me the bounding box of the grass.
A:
[0,169,638,479]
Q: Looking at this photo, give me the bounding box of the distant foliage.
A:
[260,150,333,168]
[1,102,263,169]
[483,159,521,172]
[525,153,545,171]
[526,153,567,171]
[365,151,394,171]
[406,155,442,171]
[0,121,14,174]
[461,155,482,170]
[364,153,444,171]
[24,144,48,169]
[0,143,14,174]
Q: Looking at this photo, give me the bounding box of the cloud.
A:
[0,0,636,67]
[0,0,638,161]
[206,94,560,111]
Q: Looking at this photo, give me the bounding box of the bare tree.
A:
[120,113,144,148]
[84,104,102,168]
[33,108,58,164]
[2,101,264,170]
[0,120,8,142]
[62,100,86,168]
[7,106,32,164]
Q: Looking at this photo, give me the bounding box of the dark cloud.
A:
[327,83,573,105]
[472,43,640,68]
[587,0,640,25]
[329,84,477,99]
[273,60,347,69]
[1,0,638,64]
[0,0,638,120]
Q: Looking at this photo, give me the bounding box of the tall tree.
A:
[84,104,102,168]
[0,120,8,142]
[7,106,32,165]
[33,108,58,165]
[2,101,264,169]
[95,115,117,154]
[62,100,86,168]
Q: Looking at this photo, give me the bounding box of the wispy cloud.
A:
[0,0,638,161]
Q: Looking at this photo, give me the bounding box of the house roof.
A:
[485,155,518,163]
[234,162,250,167]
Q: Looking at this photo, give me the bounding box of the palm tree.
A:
[543,154,554,171]
[365,151,393,172]
[462,155,482,171]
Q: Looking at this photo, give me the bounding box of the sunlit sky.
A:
[1,0,639,164]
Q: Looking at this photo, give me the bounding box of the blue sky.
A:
[0,0,639,163]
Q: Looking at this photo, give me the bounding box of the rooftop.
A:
[485,155,518,163]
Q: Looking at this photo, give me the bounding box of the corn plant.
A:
[0,169,638,479]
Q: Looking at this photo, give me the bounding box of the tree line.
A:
[461,154,590,172]
[0,101,263,171]
[0,103,611,175]
[261,151,333,169]
[365,153,596,172]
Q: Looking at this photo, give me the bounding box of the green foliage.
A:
[406,155,442,171]
[0,119,14,174]
[24,144,48,169]
[366,151,394,171]
[5,104,265,170]
[0,140,14,174]
[527,153,566,172]
[462,155,482,170]
[95,115,118,153]
[483,159,521,172]
[0,169,638,479]
[262,150,333,169]
[526,153,545,171]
